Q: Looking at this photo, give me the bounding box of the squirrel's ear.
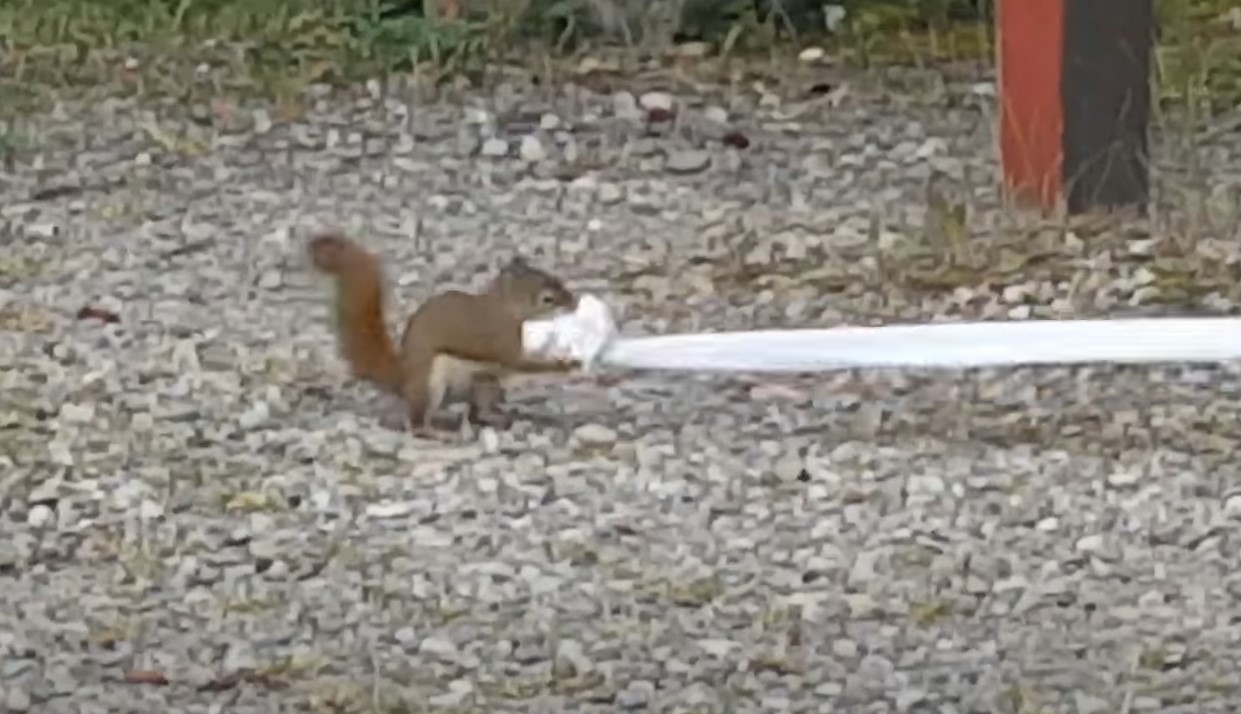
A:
[501,255,531,274]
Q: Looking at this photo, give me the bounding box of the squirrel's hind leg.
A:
[466,373,510,428]
[401,347,450,435]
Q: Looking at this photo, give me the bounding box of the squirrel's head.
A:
[490,256,576,319]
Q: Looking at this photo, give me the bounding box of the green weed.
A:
[0,0,1235,123]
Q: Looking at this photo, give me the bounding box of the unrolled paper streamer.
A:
[522,294,1241,373]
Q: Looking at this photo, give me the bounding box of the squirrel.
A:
[307,232,581,434]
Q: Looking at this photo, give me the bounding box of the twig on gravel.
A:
[1119,651,1139,714]
[292,506,354,582]
[160,238,215,260]
[1197,112,1241,144]
[75,305,121,323]
[370,647,382,714]
[0,466,34,512]
[198,668,292,693]
[122,669,169,686]
[28,185,84,202]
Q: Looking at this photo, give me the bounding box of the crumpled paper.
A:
[521,294,619,370]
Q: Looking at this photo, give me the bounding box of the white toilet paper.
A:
[525,294,1241,374]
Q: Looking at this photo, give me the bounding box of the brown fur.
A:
[308,232,579,432]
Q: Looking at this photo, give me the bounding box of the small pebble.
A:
[573,423,617,446]
[481,137,509,157]
[664,150,711,175]
[518,135,547,163]
[638,91,674,112]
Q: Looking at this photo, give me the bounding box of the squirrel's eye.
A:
[540,291,557,305]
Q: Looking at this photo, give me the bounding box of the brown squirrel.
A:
[308,232,581,433]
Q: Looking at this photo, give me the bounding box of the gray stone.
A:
[612,91,641,119]
[626,137,663,157]
[419,636,459,661]
[831,638,859,659]
[597,182,624,204]
[664,150,711,175]
[3,686,32,712]
[617,679,656,709]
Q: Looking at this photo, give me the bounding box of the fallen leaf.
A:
[124,670,169,686]
[29,185,82,201]
[721,131,751,149]
[197,676,239,692]
[646,107,675,124]
[225,491,274,512]
[76,306,121,324]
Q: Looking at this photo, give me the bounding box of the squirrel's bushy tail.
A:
[308,232,404,395]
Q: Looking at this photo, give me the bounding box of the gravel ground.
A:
[4,63,1241,713]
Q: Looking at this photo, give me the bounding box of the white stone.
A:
[696,638,739,657]
[845,592,880,618]
[1035,517,1060,531]
[832,638,859,658]
[27,505,54,528]
[366,501,417,519]
[139,499,164,520]
[238,401,269,429]
[597,182,624,204]
[480,137,509,157]
[252,109,272,134]
[1075,534,1105,554]
[703,106,730,124]
[518,135,547,163]
[418,636,458,660]
[573,423,617,446]
[539,113,561,130]
[58,403,94,424]
[612,91,641,119]
[798,47,826,63]
[638,91,674,112]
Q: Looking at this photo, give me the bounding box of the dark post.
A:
[997,0,1153,215]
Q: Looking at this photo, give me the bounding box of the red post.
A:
[997,0,1064,212]
[997,0,1153,215]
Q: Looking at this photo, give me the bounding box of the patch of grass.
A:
[1157,0,1241,113]
[482,670,608,700]
[221,593,285,614]
[823,0,992,68]
[0,0,1237,135]
[220,489,285,512]
[0,0,986,121]
[910,598,953,625]
[0,0,498,118]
